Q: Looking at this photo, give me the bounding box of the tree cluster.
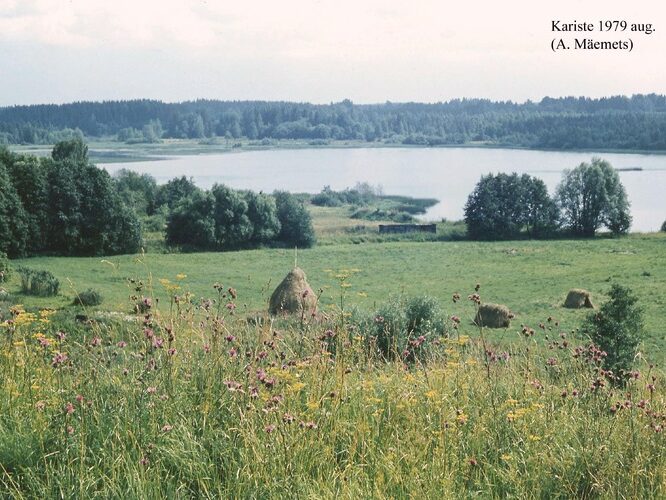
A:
[0,140,142,258]
[464,159,631,240]
[464,173,559,240]
[160,181,315,251]
[2,95,666,151]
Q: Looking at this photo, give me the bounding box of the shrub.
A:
[582,284,644,378]
[0,252,10,283]
[661,220,666,232]
[371,295,407,360]
[404,295,445,337]
[17,267,60,296]
[73,288,103,306]
[369,295,445,361]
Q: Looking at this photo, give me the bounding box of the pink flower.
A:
[146,386,157,394]
[51,352,68,368]
[161,424,173,432]
[65,402,75,415]
[264,424,277,434]
[90,337,102,347]
[117,341,127,348]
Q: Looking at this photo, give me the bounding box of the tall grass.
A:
[0,276,664,498]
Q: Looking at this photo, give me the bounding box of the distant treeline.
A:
[2,95,666,150]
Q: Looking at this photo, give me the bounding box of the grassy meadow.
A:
[6,232,666,358]
[1,206,666,496]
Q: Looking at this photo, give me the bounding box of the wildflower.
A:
[226,302,236,311]
[90,336,102,347]
[546,357,558,366]
[117,341,127,348]
[468,458,478,467]
[35,401,46,411]
[168,347,177,356]
[51,352,68,368]
[152,337,164,349]
[76,394,84,403]
[67,426,75,435]
[140,456,150,466]
[265,424,277,434]
[144,328,154,339]
[225,334,236,342]
[249,386,259,399]
[38,336,52,347]
[228,287,237,299]
[228,347,237,358]
[161,424,173,433]
[452,293,461,303]
[283,413,295,424]
[146,387,157,394]
[203,344,211,353]
[65,402,75,415]
[299,421,317,430]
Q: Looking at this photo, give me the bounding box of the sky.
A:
[0,0,664,106]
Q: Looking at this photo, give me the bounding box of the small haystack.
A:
[564,289,594,309]
[268,267,317,315]
[474,303,512,328]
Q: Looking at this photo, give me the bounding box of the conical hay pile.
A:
[474,303,512,328]
[564,289,594,309]
[268,267,317,315]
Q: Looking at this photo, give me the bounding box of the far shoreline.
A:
[9,138,666,164]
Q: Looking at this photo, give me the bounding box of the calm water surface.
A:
[105,148,666,232]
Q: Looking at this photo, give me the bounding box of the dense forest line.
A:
[2,95,666,150]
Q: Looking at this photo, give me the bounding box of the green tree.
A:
[556,158,631,236]
[3,153,49,252]
[244,191,280,245]
[51,137,89,163]
[518,174,560,238]
[274,191,316,247]
[211,184,253,249]
[114,169,158,215]
[155,176,199,210]
[583,284,644,377]
[0,158,30,257]
[166,191,216,249]
[464,173,524,240]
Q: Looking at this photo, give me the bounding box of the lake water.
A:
[104,147,666,232]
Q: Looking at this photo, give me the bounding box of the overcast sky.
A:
[1,0,664,106]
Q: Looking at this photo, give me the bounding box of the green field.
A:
[6,232,666,361]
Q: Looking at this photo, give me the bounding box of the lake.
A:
[104,147,666,232]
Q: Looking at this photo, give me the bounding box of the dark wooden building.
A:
[378,224,437,234]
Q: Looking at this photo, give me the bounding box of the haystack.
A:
[268,267,317,315]
[474,303,512,328]
[564,289,594,309]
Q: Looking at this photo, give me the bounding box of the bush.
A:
[369,295,445,362]
[661,220,666,232]
[17,267,60,296]
[582,284,644,379]
[0,252,10,283]
[73,288,103,306]
[404,295,445,337]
